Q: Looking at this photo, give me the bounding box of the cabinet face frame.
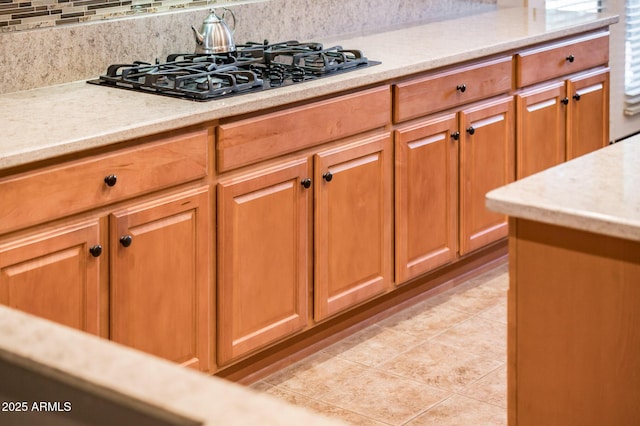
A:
[313,132,393,321]
[217,159,311,365]
[0,219,105,336]
[110,187,211,371]
[394,113,458,283]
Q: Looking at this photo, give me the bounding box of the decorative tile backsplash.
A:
[0,0,251,32]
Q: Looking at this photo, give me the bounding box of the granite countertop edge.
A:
[486,137,640,242]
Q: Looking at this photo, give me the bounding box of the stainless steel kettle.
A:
[191,8,237,54]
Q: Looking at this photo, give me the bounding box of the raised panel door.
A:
[110,188,211,371]
[394,113,458,284]
[0,219,104,335]
[314,132,393,321]
[217,159,311,365]
[516,82,566,179]
[566,68,610,160]
[460,96,515,255]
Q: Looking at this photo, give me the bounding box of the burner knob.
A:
[323,172,333,182]
[456,84,466,93]
[104,174,117,187]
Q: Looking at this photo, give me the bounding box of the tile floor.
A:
[250,262,508,425]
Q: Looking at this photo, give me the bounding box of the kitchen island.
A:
[486,136,640,425]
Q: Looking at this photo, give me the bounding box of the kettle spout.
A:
[191,25,204,45]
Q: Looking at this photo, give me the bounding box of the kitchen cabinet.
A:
[215,87,391,364]
[515,82,566,178]
[216,131,392,364]
[217,159,311,365]
[459,96,515,255]
[393,56,514,270]
[394,113,458,283]
[314,132,393,321]
[110,188,211,371]
[0,128,212,371]
[566,68,610,160]
[0,219,105,336]
[515,31,610,178]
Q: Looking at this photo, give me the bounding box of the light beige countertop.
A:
[486,137,640,242]
[0,305,344,425]
[0,7,618,171]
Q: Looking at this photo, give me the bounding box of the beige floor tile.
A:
[429,315,506,361]
[254,263,509,425]
[323,325,424,367]
[319,369,449,425]
[377,302,472,340]
[406,394,506,426]
[425,279,505,316]
[459,364,507,408]
[477,296,507,324]
[379,341,502,391]
[262,352,368,399]
[250,383,381,425]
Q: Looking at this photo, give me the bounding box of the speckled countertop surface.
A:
[486,137,640,242]
[0,305,344,425]
[0,7,618,171]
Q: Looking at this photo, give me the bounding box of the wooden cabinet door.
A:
[217,160,311,365]
[314,132,393,320]
[395,113,458,284]
[0,219,104,336]
[460,96,515,255]
[516,82,566,179]
[567,68,610,160]
[110,188,211,372]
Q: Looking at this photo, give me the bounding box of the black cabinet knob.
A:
[566,54,575,63]
[561,97,569,105]
[89,244,103,257]
[104,174,117,187]
[456,84,466,93]
[323,172,333,182]
[466,126,475,135]
[451,131,460,141]
[573,93,581,101]
[301,178,312,188]
[119,235,133,247]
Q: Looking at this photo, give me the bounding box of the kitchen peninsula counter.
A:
[486,137,640,425]
[0,6,617,170]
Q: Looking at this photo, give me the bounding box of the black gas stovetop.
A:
[88,40,380,101]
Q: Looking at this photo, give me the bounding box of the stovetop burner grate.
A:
[88,40,379,101]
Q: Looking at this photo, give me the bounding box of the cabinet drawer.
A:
[393,56,513,122]
[0,129,208,234]
[216,86,391,172]
[515,31,609,87]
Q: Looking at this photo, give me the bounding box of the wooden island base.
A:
[508,218,640,426]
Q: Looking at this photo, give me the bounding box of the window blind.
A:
[625,0,640,115]
[546,0,602,11]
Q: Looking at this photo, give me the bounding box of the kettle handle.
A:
[221,8,237,33]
